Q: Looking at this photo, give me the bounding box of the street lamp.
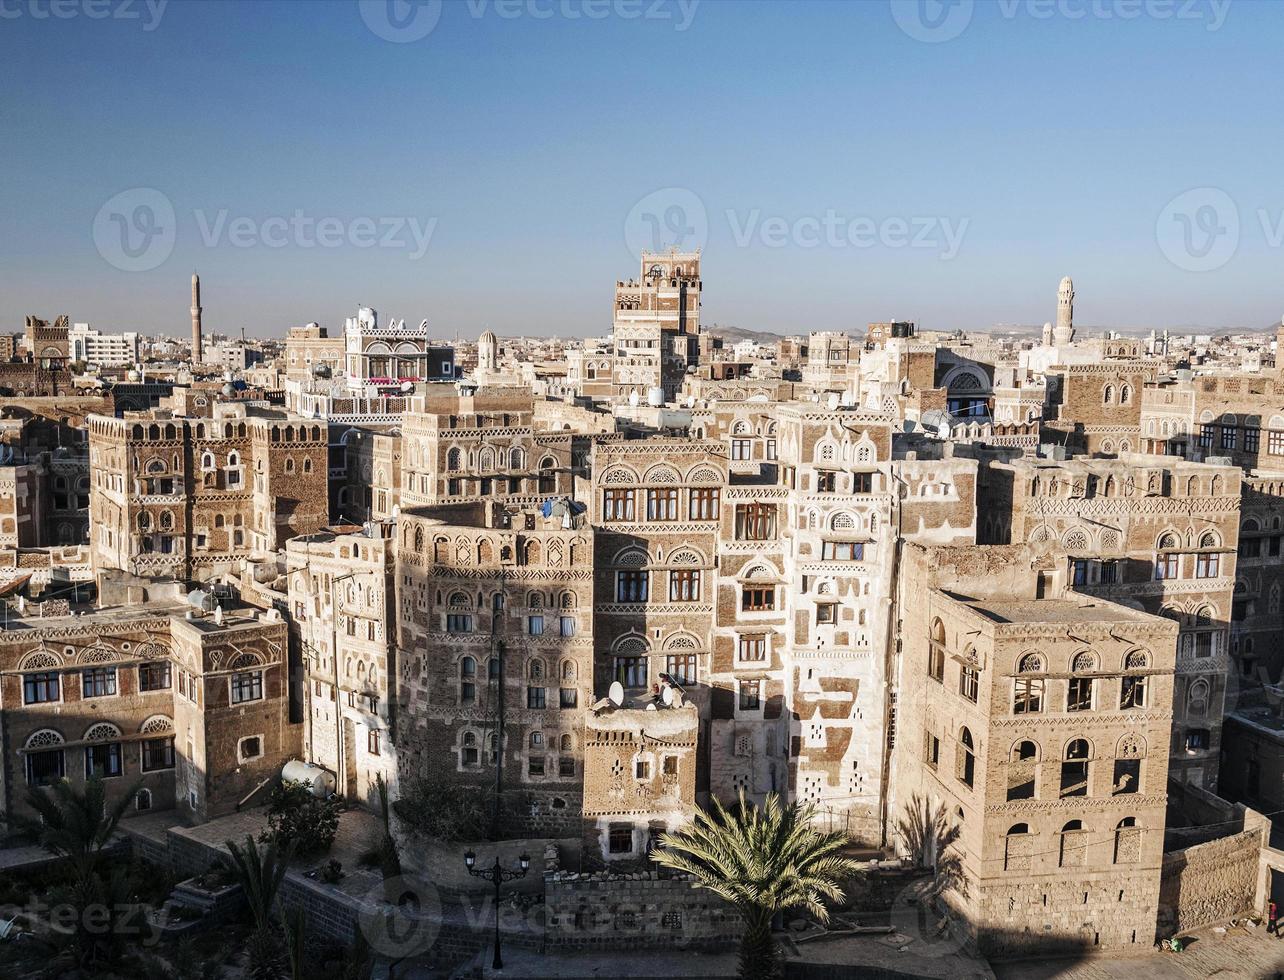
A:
[463,849,530,970]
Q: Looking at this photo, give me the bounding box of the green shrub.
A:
[258,780,340,857]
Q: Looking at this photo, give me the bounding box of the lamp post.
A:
[464,849,529,970]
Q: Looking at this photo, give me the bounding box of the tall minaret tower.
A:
[1053,275,1075,346]
[190,272,203,364]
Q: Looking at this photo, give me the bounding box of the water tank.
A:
[647,386,665,407]
[281,760,335,798]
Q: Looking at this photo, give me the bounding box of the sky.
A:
[1,0,1281,340]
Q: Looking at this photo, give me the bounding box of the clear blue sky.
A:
[2,0,1281,339]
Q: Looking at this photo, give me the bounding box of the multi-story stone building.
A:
[87,404,329,584]
[976,452,1241,788]
[611,250,701,403]
[894,542,1178,957]
[395,499,595,835]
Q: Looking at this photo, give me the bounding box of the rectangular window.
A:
[559,756,575,777]
[1196,552,1220,578]
[1198,424,1214,449]
[81,667,117,699]
[765,438,777,460]
[1113,758,1140,795]
[925,733,940,769]
[368,729,381,756]
[665,653,697,686]
[1013,677,1043,714]
[560,687,578,709]
[738,634,767,661]
[85,742,122,778]
[646,487,679,521]
[142,737,175,772]
[821,541,864,561]
[1240,537,1262,559]
[1270,430,1284,455]
[1245,427,1260,453]
[138,661,171,692]
[1195,632,1213,658]
[1060,758,1089,798]
[730,438,752,461]
[603,488,635,521]
[1071,559,1089,586]
[741,587,775,612]
[663,755,679,777]
[689,487,720,520]
[960,665,979,703]
[608,823,633,855]
[1100,560,1120,584]
[615,570,649,603]
[26,749,64,787]
[1185,728,1210,752]
[1067,677,1094,712]
[635,758,651,779]
[734,503,777,541]
[1220,425,1237,450]
[1121,675,1146,709]
[528,755,545,777]
[528,615,544,636]
[446,614,473,634]
[739,679,762,711]
[559,616,575,637]
[853,472,874,493]
[23,671,60,705]
[231,670,264,704]
[816,602,837,625]
[526,686,546,709]
[1155,553,1180,580]
[816,472,836,493]
[669,569,700,602]
[615,656,646,688]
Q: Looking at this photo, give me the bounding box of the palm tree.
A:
[7,774,139,888]
[656,791,861,980]
[220,835,296,980]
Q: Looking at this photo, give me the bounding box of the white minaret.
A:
[478,329,498,373]
[1053,276,1075,346]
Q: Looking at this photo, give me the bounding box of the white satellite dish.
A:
[608,681,624,706]
[645,702,657,711]
[661,686,675,706]
[628,391,639,407]
[826,393,840,411]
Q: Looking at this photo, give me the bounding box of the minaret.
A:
[190,272,203,365]
[1053,275,1075,346]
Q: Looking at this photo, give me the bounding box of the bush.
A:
[258,780,340,857]
[391,775,502,841]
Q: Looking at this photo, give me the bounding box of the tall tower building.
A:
[477,329,498,373]
[1053,275,1075,346]
[191,272,203,364]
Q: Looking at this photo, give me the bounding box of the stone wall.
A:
[1158,813,1267,935]
[544,865,741,950]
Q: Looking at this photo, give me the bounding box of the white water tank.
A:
[281,760,335,798]
[647,386,665,407]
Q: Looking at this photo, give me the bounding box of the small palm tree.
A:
[656,791,861,980]
[7,775,139,888]
[220,835,296,980]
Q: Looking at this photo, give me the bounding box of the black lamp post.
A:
[464,849,530,970]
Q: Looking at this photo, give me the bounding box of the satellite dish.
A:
[645,702,657,711]
[661,686,675,706]
[826,393,840,411]
[608,681,624,706]
[628,391,639,407]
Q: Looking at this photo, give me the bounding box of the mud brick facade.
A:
[894,543,1179,957]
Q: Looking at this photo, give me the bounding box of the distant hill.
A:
[705,323,787,345]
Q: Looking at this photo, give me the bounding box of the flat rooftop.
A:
[954,594,1160,627]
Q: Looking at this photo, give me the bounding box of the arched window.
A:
[1114,817,1140,864]
[1120,384,1132,404]
[1060,739,1090,798]
[1007,740,1038,801]
[509,447,524,470]
[460,731,479,767]
[460,657,476,704]
[928,619,945,682]
[1103,384,1114,404]
[1059,819,1087,867]
[959,648,980,703]
[1004,823,1032,871]
[957,728,975,788]
[1014,653,1044,714]
[447,448,461,472]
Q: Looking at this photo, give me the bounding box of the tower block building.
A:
[611,250,701,403]
[191,273,203,365]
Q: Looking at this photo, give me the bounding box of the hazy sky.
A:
[2,0,1280,339]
